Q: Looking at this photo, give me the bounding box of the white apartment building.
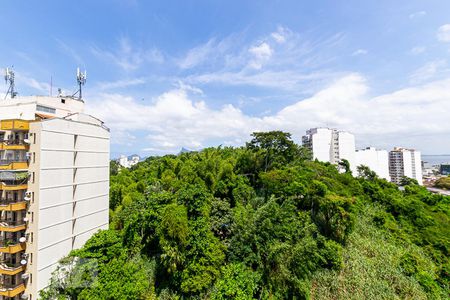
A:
[0,96,109,299]
[355,147,390,180]
[302,128,356,168]
[389,147,423,185]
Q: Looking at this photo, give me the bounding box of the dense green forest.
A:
[41,132,449,299]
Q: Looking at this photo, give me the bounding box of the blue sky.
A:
[1,0,450,157]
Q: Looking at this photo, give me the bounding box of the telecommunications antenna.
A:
[73,67,87,100]
[4,67,17,100]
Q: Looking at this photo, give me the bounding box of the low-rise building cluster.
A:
[302,127,423,185]
[118,154,140,168]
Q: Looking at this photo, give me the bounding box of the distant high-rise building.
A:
[0,95,109,299]
[440,164,450,175]
[355,147,390,180]
[302,128,356,167]
[389,147,423,185]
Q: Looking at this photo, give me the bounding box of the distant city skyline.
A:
[1,1,450,156]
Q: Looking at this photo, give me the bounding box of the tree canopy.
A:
[41,131,450,299]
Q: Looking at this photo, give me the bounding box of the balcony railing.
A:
[0,160,28,171]
[0,171,28,182]
[0,220,26,228]
[0,139,27,146]
[0,283,26,297]
[0,119,30,131]
[0,220,26,233]
[0,200,27,212]
[0,261,22,269]
[0,160,28,166]
[0,199,26,206]
[0,240,25,254]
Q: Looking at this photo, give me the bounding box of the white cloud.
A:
[410,46,426,55]
[87,86,265,152]
[174,27,344,91]
[352,49,368,56]
[177,39,217,69]
[409,60,448,84]
[271,26,291,44]
[248,42,273,69]
[96,78,146,90]
[87,74,450,154]
[437,24,450,42]
[16,73,51,94]
[177,37,236,69]
[55,38,84,65]
[409,11,426,19]
[186,69,339,91]
[92,37,164,71]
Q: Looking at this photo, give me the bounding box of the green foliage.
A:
[211,263,260,300]
[42,131,450,299]
[338,159,352,174]
[400,176,419,186]
[357,164,377,180]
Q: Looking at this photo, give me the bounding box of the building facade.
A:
[389,147,423,185]
[0,96,109,299]
[302,128,356,168]
[355,147,390,180]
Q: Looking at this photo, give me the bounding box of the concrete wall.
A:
[0,96,85,120]
[413,151,423,184]
[337,131,356,168]
[311,128,333,162]
[355,147,390,180]
[26,116,109,296]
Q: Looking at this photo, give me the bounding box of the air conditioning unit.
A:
[21,273,30,280]
[21,293,29,299]
[26,152,32,159]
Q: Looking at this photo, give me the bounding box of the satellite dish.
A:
[20,259,27,265]
[19,236,26,243]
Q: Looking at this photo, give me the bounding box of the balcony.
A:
[0,261,26,275]
[0,120,29,131]
[0,160,28,171]
[0,283,25,297]
[0,220,26,232]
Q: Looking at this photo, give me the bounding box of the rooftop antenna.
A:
[4,67,17,100]
[72,67,86,100]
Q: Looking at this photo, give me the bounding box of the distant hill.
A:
[179,147,191,154]
[127,154,141,160]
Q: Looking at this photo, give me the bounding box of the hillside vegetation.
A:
[435,176,450,190]
[41,132,450,299]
